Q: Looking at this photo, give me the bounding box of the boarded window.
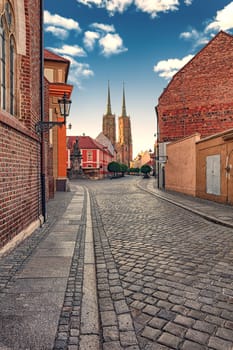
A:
[206,155,220,195]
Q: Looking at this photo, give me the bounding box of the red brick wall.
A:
[0,121,40,247]
[20,0,41,130]
[157,32,233,142]
[0,1,42,248]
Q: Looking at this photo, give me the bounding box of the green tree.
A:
[120,163,128,176]
[140,164,151,178]
[108,161,120,176]
[129,167,140,175]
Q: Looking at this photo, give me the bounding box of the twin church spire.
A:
[103,81,132,166]
[106,81,127,118]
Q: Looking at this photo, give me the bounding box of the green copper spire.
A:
[122,82,127,117]
[106,81,112,115]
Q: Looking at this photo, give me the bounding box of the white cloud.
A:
[180,28,209,48]
[84,23,127,56]
[76,0,180,17]
[99,33,128,56]
[154,54,194,79]
[205,2,233,32]
[135,0,179,18]
[91,23,115,32]
[180,28,199,40]
[179,3,233,51]
[76,0,131,12]
[47,45,87,57]
[45,26,68,39]
[184,0,192,5]
[44,10,81,39]
[76,0,102,7]
[105,0,132,15]
[67,59,94,87]
[83,31,100,50]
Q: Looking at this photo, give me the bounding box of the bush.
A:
[108,161,121,175]
[140,164,151,178]
[129,167,140,175]
[120,163,128,176]
[108,161,128,178]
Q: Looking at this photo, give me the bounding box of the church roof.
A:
[96,132,115,155]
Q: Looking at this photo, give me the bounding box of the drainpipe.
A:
[154,106,159,189]
[40,0,46,221]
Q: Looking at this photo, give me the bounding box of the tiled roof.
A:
[44,49,70,63]
[67,136,107,151]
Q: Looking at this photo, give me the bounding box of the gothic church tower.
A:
[102,82,133,167]
[102,82,116,146]
[116,84,133,166]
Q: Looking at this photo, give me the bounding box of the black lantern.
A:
[58,93,71,120]
[36,92,72,133]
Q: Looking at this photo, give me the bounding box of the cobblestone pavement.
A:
[87,176,233,350]
[1,176,233,350]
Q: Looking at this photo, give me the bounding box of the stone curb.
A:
[137,181,233,230]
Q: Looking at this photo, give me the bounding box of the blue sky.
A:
[44,0,233,158]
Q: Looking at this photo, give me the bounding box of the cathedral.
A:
[102,83,133,167]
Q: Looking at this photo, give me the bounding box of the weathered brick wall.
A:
[0,0,42,248]
[0,121,40,247]
[157,32,233,142]
[20,0,41,130]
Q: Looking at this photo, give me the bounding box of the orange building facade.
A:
[44,50,73,194]
[196,129,233,204]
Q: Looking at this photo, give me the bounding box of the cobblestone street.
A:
[89,177,233,350]
[0,176,233,349]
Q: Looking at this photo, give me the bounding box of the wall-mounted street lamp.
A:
[155,155,168,163]
[36,92,72,133]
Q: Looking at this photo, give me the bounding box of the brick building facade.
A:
[0,1,44,251]
[157,31,233,143]
[156,31,233,189]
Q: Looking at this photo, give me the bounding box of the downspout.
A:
[40,0,46,221]
[154,106,159,189]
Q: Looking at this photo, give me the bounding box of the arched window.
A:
[0,1,16,115]
[0,18,6,110]
[10,35,14,114]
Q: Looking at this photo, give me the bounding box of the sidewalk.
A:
[0,182,100,350]
[138,177,233,229]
